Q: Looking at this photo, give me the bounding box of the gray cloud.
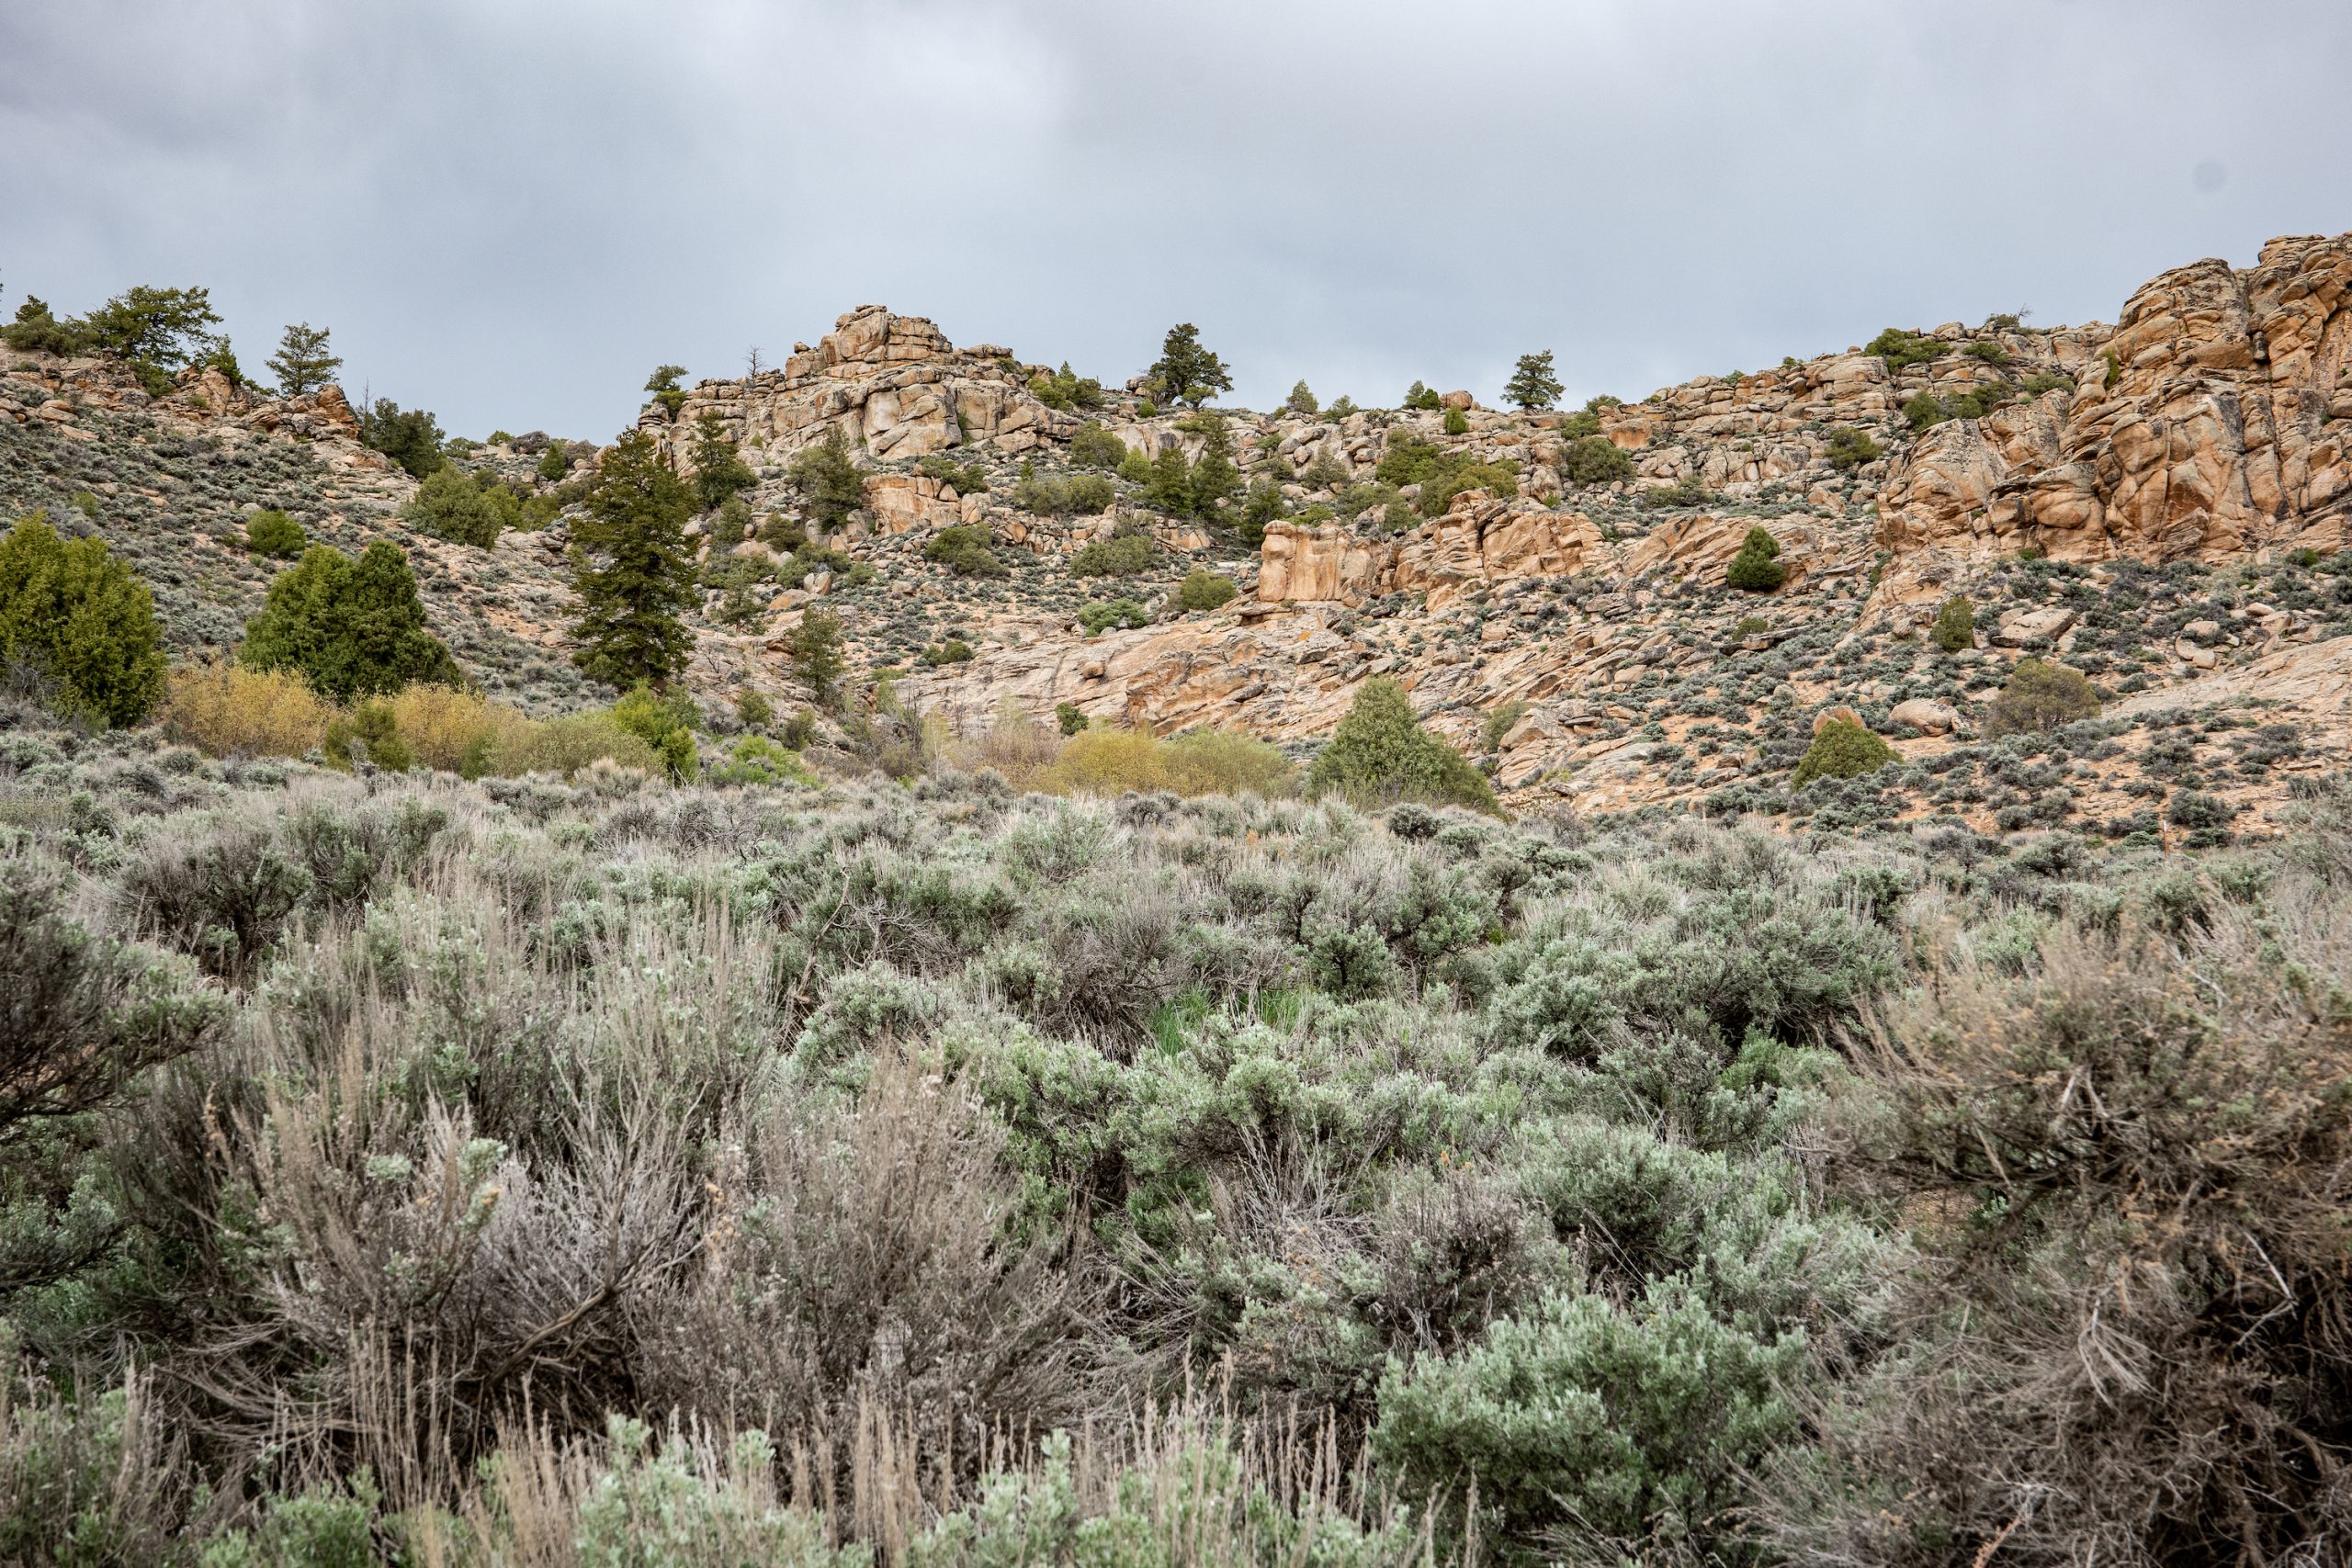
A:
[5,0,2345,437]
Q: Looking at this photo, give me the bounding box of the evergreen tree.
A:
[569,429,697,690]
[688,416,758,512]
[1284,380,1319,416]
[645,364,688,417]
[82,285,220,384]
[1503,350,1563,411]
[1306,678,1497,813]
[240,540,460,700]
[1402,380,1442,411]
[266,321,342,397]
[1724,527,1786,592]
[786,427,866,527]
[783,608,846,709]
[358,400,447,479]
[1188,417,1240,513]
[1146,323,1233,408]
[0,296,96,356]
[1145,446,1193,515]
[0,513,166,727]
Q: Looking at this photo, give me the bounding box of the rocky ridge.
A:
[7,234,2351,838]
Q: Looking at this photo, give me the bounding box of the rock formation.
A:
[644,305,1082,468]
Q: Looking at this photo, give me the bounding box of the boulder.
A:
[1889,697,1960,735]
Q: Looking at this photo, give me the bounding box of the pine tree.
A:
[1188,417,1240,513]
[1503,350,1563,411]
[570,430,697,690]
[688,415,758,512]
[786,427,866,527]
[266,322,342,397]
[82,285,220,381]
[240,539,460,700]
[783,608,845,708]
[1146,323,1233,409]
[0,513,166,726]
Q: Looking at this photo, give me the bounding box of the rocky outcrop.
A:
[1879,233,2352,563]
[1259,492,1611,610]
[645,305,1083,469]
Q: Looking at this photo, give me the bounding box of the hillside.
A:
[5,237,2352,1564]
[6,233,2351,840]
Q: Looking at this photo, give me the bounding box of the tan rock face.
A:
[1879,233,2352,564]
[647,305,1080,473]
[1258,494,1611,609]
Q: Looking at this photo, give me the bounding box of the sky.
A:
[5,0,2346,440]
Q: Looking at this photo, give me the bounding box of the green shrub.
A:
[1441,406,1469,436]
[644,364,688,416]
[403,463,512,547]
[1983,658,2100,736]
[1027,361,1105,411]
[321,698,414,772]
[1374,431,1449,488]
[1638,477,1714,509]
[1306,678,1497,813]
[1419,459,1517,517]
[1724,527,1786,592]
[241,540,460,699]
[1402,380,1442,411]
[1901,390,1947,432]
[1175,570,1237,612]
[1076,598,1149,635]
[915,453,989,492]
[1071,533,1156,578]
[1,295,96,356]
[1866,327,1943,368]
[1374,1286,1804,1558]
[1067,423,1129,470]
[924,525,1007,578]
[0,513,168,726]
[1055,701,1089,735]
[1824,426,1881,470]
[1964,339,2011,364]
[1932,594,1975,651]
[706,734,815,788]
[611,683,699,780]
[244,509,306,557]
[536,438,572,481]
[1283,379,1319,416]
[1012,465,1114,517]
[1792,718,1895,786]
[733,688,773,728]
[1561,434,1634,486]
[921,638,975,666]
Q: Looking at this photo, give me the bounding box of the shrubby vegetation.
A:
[0,662,2347,1562]
[1306,678,1497,813]
[0,513,166,726]
[1725,526,1787,592]
[239,539,460,699]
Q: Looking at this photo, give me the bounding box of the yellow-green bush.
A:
[160,660,334,758]
[1042,726,1295,799]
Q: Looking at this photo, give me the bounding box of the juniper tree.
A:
[569,430,698,690]
[0,513,167,726]
[240,539,459,699]
[266,321,343,397]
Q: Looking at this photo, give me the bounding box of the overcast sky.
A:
[5,1,2346,439]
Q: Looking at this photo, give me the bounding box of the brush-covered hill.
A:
[6,234,2350,839]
